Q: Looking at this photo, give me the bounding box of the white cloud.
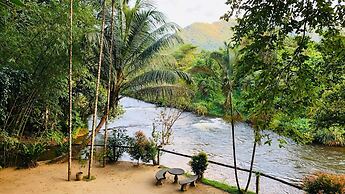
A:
[153,0,229,27]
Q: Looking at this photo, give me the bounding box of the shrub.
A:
[128,131,158,165]
[0,132,19,167]
[107,128,130,163]
[143,140,158,164]
[194,103,208,116]
[314,127,345,146]
[17,142,46,168]
[190,152,208,179]
[303,172,345,194]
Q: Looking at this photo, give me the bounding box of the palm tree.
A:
[93,0,190,138]
[103,0,190,108]
[211,43,258,193]
[67,0,73,182]
[210,43,241,192]
[87,0,107,179]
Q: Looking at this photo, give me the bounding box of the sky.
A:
[153,0,229,27]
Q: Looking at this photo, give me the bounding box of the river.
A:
[94,97,345,194]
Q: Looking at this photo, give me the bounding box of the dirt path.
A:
[0,161,228,194]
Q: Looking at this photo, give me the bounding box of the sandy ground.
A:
[0,161,228,194]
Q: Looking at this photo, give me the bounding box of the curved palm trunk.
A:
[88,0,106,179]
[244,139,257,192]
[230,91,241,192]
[67,0,73,182]
[103,0,115,168]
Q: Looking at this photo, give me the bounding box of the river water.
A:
[95,97,345,194]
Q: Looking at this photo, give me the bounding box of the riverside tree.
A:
[222,0,345,192]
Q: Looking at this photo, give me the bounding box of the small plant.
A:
[303,172,345,194]
[190,152,208,180]
[107,128,130,163]
[143,139,158,164]
[78,150,88,170]
[152,108,182,146]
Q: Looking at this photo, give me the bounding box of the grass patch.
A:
[83,175,96,181]
[201,178,255,194]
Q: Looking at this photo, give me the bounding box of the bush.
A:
[314,127,345,146]
[128,131,158,164]
[194,103,208,116]
[17,142,46,168]
[190,152,208,179]
[303,172,345,194]
[0,132,19,167]
[107,128,130,163]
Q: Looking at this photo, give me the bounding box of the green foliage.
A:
[0,131,19,167]
[17,142,46,168]
[194,103,208,116]
[0,0,98,138]
[219,0,345,145]
[303,172,345,194]
[314,127,345,147]
[101,0,191,107]
[41,129,65,145]
[189,152,208,177]
[107,128,130,162]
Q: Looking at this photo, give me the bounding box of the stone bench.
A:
[155,169,168,185]
[179,175,198,191]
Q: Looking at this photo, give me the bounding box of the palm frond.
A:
[123,69,192,92]
[127,84,190,100]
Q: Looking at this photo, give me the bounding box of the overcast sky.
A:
[153,0,229,27]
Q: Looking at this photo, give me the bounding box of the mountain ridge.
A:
[178,20,236,51]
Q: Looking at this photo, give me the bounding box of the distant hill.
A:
[179,20,236,51]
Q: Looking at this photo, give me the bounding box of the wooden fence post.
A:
[256,173,260,194]
[157,148,160,165]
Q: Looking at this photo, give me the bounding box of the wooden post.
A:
[256,173,260,194]
[157,148,160,165]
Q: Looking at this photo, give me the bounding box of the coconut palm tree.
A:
[210,43,242,192]
[103,0,191,108]
[94,0,190,134]
[211,43,258,193]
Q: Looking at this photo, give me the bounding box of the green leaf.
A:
[9,0,24,6]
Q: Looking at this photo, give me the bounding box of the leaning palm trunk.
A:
[88,0,107,179]
[67,0,73,181]
[245,138,257,192]
[103,0,115,168]
[230,91,242,192]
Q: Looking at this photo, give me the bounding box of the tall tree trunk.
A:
[103,0,115,168]
[68,0,73,182]
[230,91,242,192]
[88,0,106,179]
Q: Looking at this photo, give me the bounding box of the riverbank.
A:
[0,161,229,194]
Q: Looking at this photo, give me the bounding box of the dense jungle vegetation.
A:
[0,0,344,169]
